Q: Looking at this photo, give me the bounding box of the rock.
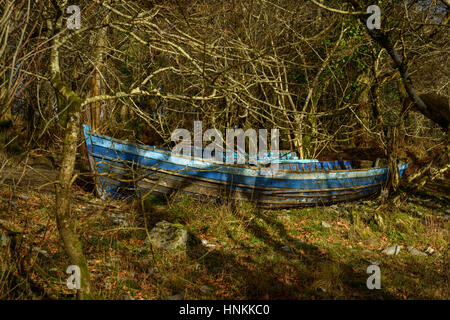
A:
[201,239,216,249]
[281,245,291,252]
[321,221,331,228]
[168,293,185,300]
[123,294,135,300]
[382,245,401,255]
[147,221,188,251]
[32,247,49,257]
[425,247,435,255]
[108,213,129,226]
[407,246,427,256]
[199,285,214,294]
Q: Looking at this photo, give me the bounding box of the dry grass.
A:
[0,167,448,300]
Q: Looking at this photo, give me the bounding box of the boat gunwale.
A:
[84,127,407,176]
[87,142,406,182]
[83,125,401,175]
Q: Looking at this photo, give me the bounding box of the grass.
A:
[0,181,448,300]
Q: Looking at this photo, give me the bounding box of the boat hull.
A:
[82,125,408,208]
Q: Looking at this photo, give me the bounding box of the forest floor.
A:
[0,161,449,300]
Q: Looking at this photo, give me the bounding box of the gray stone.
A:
[148,221,188,251]
[108,213,129,226]
[201,239,216,249]
[321,221,331,228]
[32,247,49,257]
[281,245,292,252]
[168,293,185,300]
[123,294,135,300]
[382,245,401,255]
[407,246,427,257]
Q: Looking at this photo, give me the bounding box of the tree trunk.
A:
[54,96,92,299]
[89,13,109,132]
[48,1,92,299]
[386,127,400,194]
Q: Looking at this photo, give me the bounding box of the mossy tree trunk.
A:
[53,91,92,299]
[48,0,92,299]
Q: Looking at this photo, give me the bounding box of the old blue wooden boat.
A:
[82,125,408,208]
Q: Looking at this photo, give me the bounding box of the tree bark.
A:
[48,0,92,299]
[54,94,92,299]
[88,13,109,132]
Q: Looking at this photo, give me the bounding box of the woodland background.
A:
[0,0,449,300]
